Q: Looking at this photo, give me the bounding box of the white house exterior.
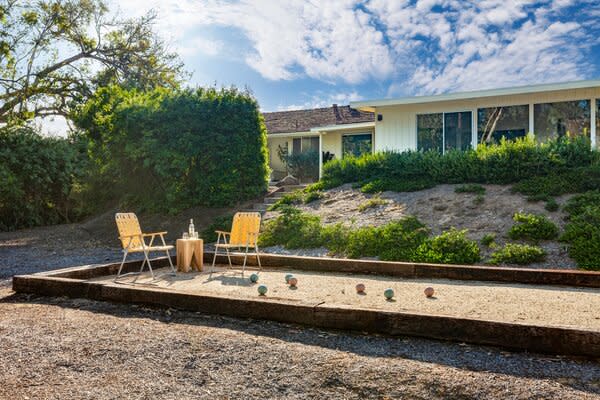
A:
[351,79,600,155]
[264,80,600,181]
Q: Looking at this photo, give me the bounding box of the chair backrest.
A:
[229,212,261,246]
[115,213,143,249]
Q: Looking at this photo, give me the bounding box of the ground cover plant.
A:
[268,187,325,210]
[508,212,559,241]
[260,207,489,264]
[560,191,600,270]
[320,136,597,194]
[489,243,546,265]
[455,184,486,195]
[414,228,481,264]
[357,196,388,212]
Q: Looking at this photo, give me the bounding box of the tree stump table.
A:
[176,238,203,272]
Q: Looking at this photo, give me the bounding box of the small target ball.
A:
[249,273,259,283]
[424,287,434,298]
[288,277,298,287]
[384,288,394,300]
[356,283,366,293]
[285,274,294,283]
[257,285,268,295]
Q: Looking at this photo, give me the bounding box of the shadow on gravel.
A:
[2,291,600,396]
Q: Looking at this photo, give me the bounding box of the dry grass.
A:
[1,286,600,399]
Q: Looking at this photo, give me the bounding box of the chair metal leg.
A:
[224,246,233,269]
[242,243,250,275]
[144,251,155,279]
[255,245,262,271]
[114,251,129,281]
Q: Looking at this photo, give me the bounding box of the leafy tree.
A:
[0,0,183,124]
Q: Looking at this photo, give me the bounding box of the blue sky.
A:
[41,0,600,133]
[116,0,600,112]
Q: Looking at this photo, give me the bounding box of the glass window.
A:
[596,100,600,149]
[478,105,529,144]
[417,113,443,152]
[444,111,472,151]
[302,137,319,152]
[342,133,372,158]
[534,100,591,142]
[292,138,301,153]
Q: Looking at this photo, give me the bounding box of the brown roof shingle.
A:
[263,104,374,134]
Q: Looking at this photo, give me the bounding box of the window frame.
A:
[416,110,473,154]
[341,132,374,159]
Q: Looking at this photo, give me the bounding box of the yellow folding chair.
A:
[211,212,262,274]
[114,213,176,281]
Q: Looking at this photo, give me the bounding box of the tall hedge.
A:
[75,85,270,212]
[0,126,88,230]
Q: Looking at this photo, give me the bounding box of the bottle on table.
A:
[188,219,195,239]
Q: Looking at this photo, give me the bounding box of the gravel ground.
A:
[264,184,576,270]
[1,286,600,399]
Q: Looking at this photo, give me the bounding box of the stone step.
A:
[252,203,268,212]
[263,197,280,205]
[281,184,308,192]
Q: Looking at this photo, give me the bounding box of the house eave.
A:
[351,79,600,111]
[310,121,375,133]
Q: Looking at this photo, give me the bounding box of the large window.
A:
[342,133,372,158]
[417,112,472,153]
[292,136,319,153]
[445,112,472,151]
[417,114,443,152]
[534,100,591,142]
[478,105,529,144]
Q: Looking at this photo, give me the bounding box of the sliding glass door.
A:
[417,111,472,153]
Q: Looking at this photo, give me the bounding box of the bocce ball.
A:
[257,285,268,295]
[384,288,394,300]
[288,277,298,287]
[285,273,294,283]
[424,287,435,298]
[249,273,259,283]
[356,283,366,293]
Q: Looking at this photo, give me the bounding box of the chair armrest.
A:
[215,230,231,235]
[141,231,168,237]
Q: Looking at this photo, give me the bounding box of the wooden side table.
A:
[176,239,204,272]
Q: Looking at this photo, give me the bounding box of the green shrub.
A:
[279,149,319,182]
[321,136,595,192]
[560,192,600,270]
[473,194,485,205]
[0,126,89,230]
[545,198,559,212]
[508,212,559,241]
[414,228,481,265]
[481,233,496,246]
[75,85,270,213]
[320,223,351,255]
[202,214,234,243]
[357,196,388,212]
[455,184,486,195]
[259,206,323,249]
[345,217,429,261]
[489,243,546,265]
[304,191,324,203]
[511,165,600,201]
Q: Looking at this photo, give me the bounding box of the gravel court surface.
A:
[99,267,600,331]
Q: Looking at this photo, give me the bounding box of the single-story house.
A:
[264,79,600,181]
[263,104,374,181]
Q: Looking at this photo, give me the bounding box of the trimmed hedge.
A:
[75,85,270,213]
[320,136,596,193]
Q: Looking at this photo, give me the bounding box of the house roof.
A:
[351,79,600,111]
[263,104,374,134]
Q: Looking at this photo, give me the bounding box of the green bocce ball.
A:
[384,288,394,300]
[285,273,294,283]
[257,285,268,296]
[249,273,259,283]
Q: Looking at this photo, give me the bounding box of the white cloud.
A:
[107,0,599,98]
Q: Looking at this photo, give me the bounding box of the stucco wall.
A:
[267,136,290,177]
[374,87,600,152]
